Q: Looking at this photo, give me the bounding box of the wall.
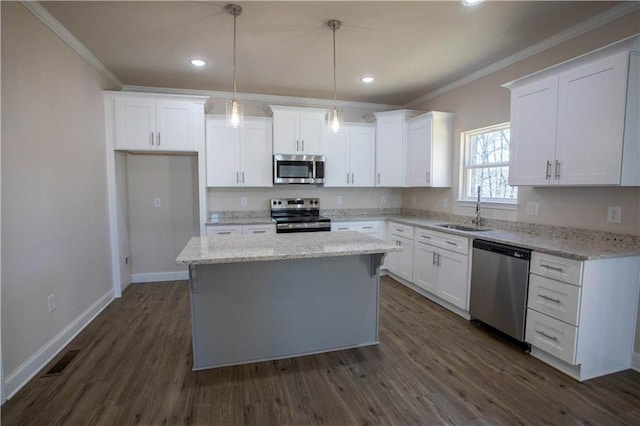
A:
[406,12,640,358]
[405,11,640,236]
[126,154,199,281]
[1,3,117,397]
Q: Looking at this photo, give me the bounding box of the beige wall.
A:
[207,187,402,214]
[1,3,116,379]
[125,154,199,276]
[406,11,640,237]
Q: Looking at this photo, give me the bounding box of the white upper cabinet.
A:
[406,112,454,187]
[374,110,423,187]
[270,105,326,154]
[114,96,201,152]
[323,123,375,187]
[206,116,273,187]
[507,35,640,186]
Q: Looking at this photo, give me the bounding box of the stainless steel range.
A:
[270,198,331,233]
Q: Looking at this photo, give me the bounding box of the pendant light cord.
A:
[332,25,337,108]
[232,11,237,101]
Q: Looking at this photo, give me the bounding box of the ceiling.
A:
[40,1,626,106]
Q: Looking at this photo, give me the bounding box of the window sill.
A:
[456,200,518,211]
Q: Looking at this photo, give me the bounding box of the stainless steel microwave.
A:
[273,154,325,185]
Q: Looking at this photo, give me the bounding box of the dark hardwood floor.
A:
[3,276,640,425]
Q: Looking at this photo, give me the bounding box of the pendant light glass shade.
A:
[327,19,342,134]
[226,4,243,128]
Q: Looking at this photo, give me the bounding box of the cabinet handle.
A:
[218,231,232,235]
[377,173,381,184]
[236,172,240,184]
[445,241,458,246]
[432,252,437,265]
[540,264,564,273]
[555,160,561,179]
[437,253,441,267]
[346,173,350,184]
[253,230,266,234]
[351,173,354,184]
[395,228,404,233]
[302,140,304,151]
[157,132,161,146]
[338,227,349,230]
[398,240,402,247]
[150,132,154,146]
[535,330,558,342]
[421,235,431,239]
[426,171,430,184]
[242,171,245,183]
[296,140,299,151]
[539,294,562,304]
[545,161,552,180]
[362,226,373,229]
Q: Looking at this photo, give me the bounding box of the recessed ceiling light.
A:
[360,76,375,84]
[462,0,484,6]
[190,59,206,67]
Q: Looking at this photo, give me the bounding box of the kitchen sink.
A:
[434,224,491,232]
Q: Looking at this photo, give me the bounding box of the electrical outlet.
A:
[380,195,387,205]
[240,197,247,206]
[526,202,539,216]
[336,195,343,205]
[607,206,621,224]
[48,294,56,313]
[442,198,448,208]
[153,197,161,207]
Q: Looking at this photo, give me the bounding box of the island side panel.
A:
[189,254,380,370]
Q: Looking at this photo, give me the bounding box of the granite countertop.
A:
[177,231,400,265]
[329,214,640,260]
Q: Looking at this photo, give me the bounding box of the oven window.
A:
[278,162,312,179]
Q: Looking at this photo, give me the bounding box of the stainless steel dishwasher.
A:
[469,239,531,342]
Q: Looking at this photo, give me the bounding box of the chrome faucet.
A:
[472,185,482,227]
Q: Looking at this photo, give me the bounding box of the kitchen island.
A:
[176,231,398,370]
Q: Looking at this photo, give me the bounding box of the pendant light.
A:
[327,19,342,134]
[226,3,243,128]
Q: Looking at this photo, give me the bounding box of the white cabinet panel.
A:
[375,113,406,187]
[115,99,156,150]
[526,308,578,365]
[406,112,453,187]
[155,101,195,151]
[528,274,581,326]
[323,128,350,186]
[271,105,326,154]
[412,241,438,293]
[323,124,375,187]
[530,252,582,286]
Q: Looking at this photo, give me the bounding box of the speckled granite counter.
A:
[177,231,399,265]
[327,214,640,261]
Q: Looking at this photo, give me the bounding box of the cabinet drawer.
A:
[415,228,469,255]
[243,225,275,235]
[526,309,578,365]
[531,252,582,286]
[388,222,414,239]
[528,275,581,326]
[206,225,242,236]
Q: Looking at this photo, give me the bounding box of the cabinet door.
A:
[240,119,273,187]
[206,119,240,187]
[322,128,349,187]
[375,117,405,187]
[242,225,275,235]
[555,52,628,185]
[156,101,196,151]
[272,110,300,153]
[114,98,156,150]
[349,125,376,187]
[206,225,242,236]
[395,235,414,282]
[298,112,324,154]
[413,242,438,293]
[406,116,432,187]
[508,76,559,186]
[437,249,469,310]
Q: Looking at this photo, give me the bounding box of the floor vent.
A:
[43,349,80,377]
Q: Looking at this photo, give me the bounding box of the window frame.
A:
[458,122,518,207]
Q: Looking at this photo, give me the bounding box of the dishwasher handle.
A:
[473,239,531,260]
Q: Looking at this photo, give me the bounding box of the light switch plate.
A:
[240,197,247,206]
[380,195,387,205]
[526,202,539,216]
[336,195,343,205]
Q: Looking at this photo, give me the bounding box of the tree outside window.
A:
[462,123,517,202]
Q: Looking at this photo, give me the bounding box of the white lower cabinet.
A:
[412,229,471,311]
[525,251,640,381]
[385,222,414,281]
[206,224,275,237]
[331,221,385,240]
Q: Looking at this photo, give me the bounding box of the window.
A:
[461,123,517,202]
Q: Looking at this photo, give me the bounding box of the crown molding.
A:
[20,1,123,90]
[405,1,640,108]
[122,85,401,110]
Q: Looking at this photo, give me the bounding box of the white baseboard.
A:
[130,271,189,283]
[633,351,640,372]
[4,288,115,400]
